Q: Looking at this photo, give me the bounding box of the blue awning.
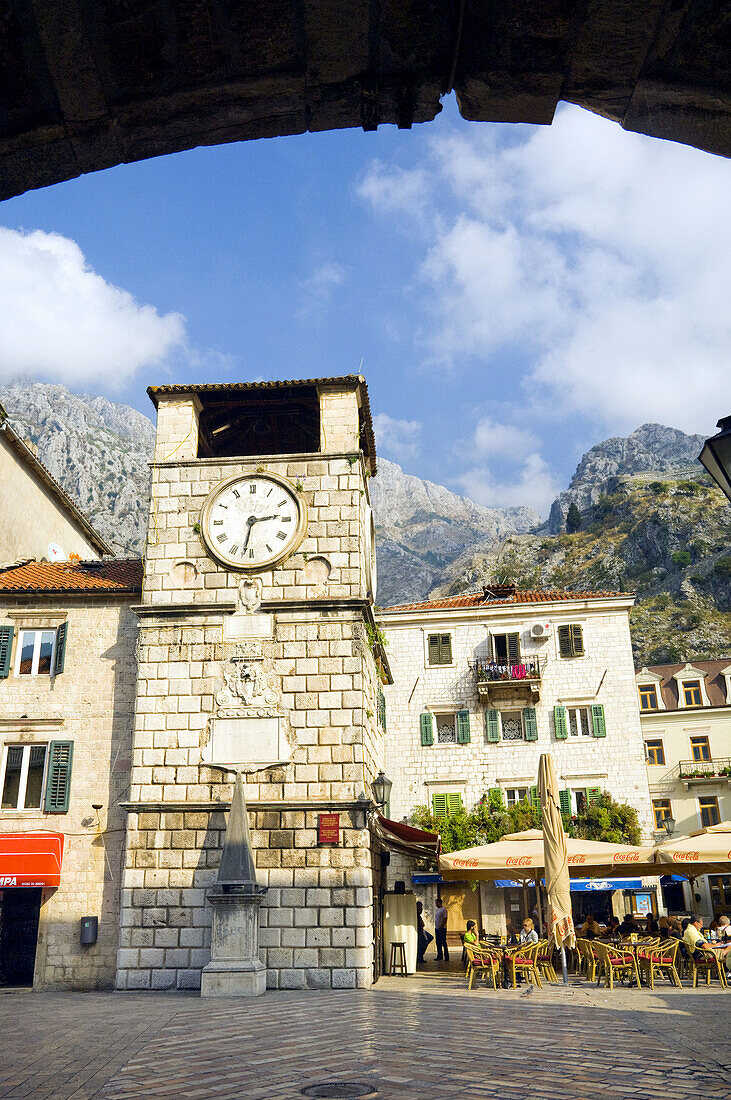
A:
[494,877,643,891]
[411,873,443,885]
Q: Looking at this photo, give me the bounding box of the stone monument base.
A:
[201,887,267,998]
[201,957,267,997]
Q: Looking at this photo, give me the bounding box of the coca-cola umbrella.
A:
[653,820,731,877]
[439,829,657,881]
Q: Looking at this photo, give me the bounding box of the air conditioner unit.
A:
[530,622,551,639]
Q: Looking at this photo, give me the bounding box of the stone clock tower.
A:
[116,377,389,992]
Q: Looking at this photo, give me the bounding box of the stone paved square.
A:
[1,967,729,1100]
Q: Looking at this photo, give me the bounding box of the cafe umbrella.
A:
[538,753,574,984]
[440,831,657,880]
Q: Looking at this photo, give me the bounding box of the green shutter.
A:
[523,707,538,741]
[557,625,572,658]
[587,787,602,806]
[456,709,471,743]
[559,789,572,817]
[590,704,607,738]
[377,685,386,730]
[420,712,434,746]
[427,634,440,665]
[554,705,568,740]
[529,786,542,822]
[485,708,500,743]
[447,792,463,815]
[487,786,504,810]
[507,632,521,663]
[44,740,74,813]
[0,626,13,678]
[571,624,584,656]
[440,634,452,664]
[53,621,67,676]
[432,793,448,817]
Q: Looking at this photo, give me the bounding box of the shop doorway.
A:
[0,888,42,987]
[441,884,481,949]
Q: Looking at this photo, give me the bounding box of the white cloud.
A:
[456,452,560,515]
[297,262,346,319]
[472,417,538,457]
[356,161,431,219]
[0,228,186,388]
[373,413,422,462]
[360,107,731,437]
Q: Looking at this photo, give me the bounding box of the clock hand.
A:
[241,515,257,552]
[249,514,278,524]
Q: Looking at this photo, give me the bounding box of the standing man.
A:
[435,896,449,962]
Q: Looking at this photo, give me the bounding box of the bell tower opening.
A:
[197,385,320,458]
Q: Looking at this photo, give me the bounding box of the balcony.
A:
[469,656,546,704]
[677,758,731,788]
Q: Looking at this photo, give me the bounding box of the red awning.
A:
[371,814,441,864]
[0,832,64,888]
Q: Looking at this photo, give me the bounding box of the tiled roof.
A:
[0,559,142,594]
[639,659,731,710]
[383,588,626,613]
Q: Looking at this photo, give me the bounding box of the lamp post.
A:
[699,417,731,502]
[371,770,393,813]
[663,815,676,837]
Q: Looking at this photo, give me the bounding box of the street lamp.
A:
[662,815,676,836]
[699,416,731,502]
[371,770,392,812]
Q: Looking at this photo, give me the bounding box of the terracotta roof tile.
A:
[382,588,626,613]
[640,658,731,710]
[0,559,143,594]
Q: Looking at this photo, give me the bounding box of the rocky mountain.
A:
[0,382,154,555]
[548,423,706,532]
[432,472,731,665]
[2,383,727,665]
[370,459,538,606]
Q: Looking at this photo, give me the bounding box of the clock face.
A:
[200,473,306,572]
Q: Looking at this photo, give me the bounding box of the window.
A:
[432,792,462,818]
[699,796,720,828]
[557,624,584,658]
[639,684,659,711]
[568,706,591,737]
[435,712,457,744]
[682,680,703,707]
[427,633,452,666]
[12,624,67,677]
[645,739,665,766]
[501,710,524,741]
[506,787,528,807]
[377,685,386,731]
[652,799,672,830]
[491,632,520,663]
[572,787,602,815]
[1,744,47,810]
[690,735,711,762]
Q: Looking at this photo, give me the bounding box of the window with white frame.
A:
[15,629,58,676]
[567,706,591,737]
[505,787,529,807]
[501,710,524,741]
[638,683,659,711]
[1,744,48,810]
[435,712,457,743]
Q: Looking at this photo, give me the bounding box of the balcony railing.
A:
[677,758,731,786]
[469,656,546,683]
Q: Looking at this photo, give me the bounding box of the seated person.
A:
[520,917,539,945]
[647,918,660,937]
[667,917,683,939]
[464,920,478,946]
[581,914,599,938]
[683,915,731,962]
[618,914,640,937]
[603,916,620,938]
[717,915,731,942]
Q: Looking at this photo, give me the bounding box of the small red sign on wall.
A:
[318,813,340,844]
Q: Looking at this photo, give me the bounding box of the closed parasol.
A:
[537,754,575,967]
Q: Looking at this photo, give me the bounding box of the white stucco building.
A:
[637,659,731,921]
[381,583,655,937]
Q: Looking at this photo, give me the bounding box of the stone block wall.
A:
[0,597,137,989]
[382,599,653,836]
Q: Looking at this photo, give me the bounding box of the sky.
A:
[1,98,729,517]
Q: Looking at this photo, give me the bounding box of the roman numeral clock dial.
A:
[199,473,307,572]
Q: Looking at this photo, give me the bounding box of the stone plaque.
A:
[203,716,290,769]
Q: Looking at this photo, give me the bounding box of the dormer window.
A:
[639,684,659,711]
[682,680,703,707]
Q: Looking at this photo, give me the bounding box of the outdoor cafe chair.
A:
[636,938,682,989]
[593,940,641,990]
[464,944,500,990]
[687,947,728,989]
[576,938,599,983]
[504,944,542,989]
[534,939,558,984]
